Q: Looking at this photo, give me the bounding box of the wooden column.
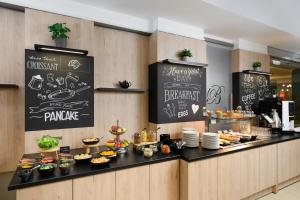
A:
[148,31,207,138]
[232,49,270,73]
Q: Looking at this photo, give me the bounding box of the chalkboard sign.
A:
[233,72,271,112]
[149,62,206,124]
[25,49,94,131]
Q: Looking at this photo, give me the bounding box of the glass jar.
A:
[134,132,142,144]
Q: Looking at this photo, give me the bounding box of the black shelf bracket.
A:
[0,84,19,89]
[162,59,208,68]
[34,44,88,56]
[95,87,145,93]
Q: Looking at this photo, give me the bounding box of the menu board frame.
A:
[25,49,94,131]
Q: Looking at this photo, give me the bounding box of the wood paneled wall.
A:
[0,8,207,171]
[24,9,95,153]
[93,26,149,141]
[149,31,207,139]
[0,7,24,173]
[150,32,207,64]
[232,49,270,72]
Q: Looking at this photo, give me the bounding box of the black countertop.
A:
[8,133,300,190]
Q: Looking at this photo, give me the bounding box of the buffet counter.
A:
[8,133,300,200]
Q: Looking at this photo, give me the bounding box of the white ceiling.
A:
[72,0,300,53]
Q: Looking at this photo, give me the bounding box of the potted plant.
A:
[48,23,71,48]
[178,49,193,61]
[253,61,262,71]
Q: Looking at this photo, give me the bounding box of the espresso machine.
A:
[281,101,295,132]
[258,98,295,134]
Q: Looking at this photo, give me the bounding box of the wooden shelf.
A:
[0,84,18,89]
[95,87,145,93]
[242,70,272,76]
[162,59,208,68]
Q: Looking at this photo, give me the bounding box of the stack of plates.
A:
[182,128,199,148]
[202,132,219,150]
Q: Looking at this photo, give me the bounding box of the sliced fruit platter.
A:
[99,150,117,158]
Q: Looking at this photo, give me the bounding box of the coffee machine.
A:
[282,101,295,132]
[258,99,295,134]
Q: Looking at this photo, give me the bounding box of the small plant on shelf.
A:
[48,23,71,48]
[178,49,193,61]
[253,61,262,71]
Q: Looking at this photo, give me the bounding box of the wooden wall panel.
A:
[149,121,205,139]
[24,9,94,53]
[155,31,207,64]
[148,31,207,138]
[93,27,149,141]
[0,8,24,173]
[0,7,24,84]
[232,49,270,72]
[24,8,95,153]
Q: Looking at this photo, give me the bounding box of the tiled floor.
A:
[259,181,300,200]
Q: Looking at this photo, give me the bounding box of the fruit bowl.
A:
[109,127,127,136]
[106,139,130,154]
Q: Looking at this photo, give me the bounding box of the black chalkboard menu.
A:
[25,49,94,131]
[149,62,206,124]
[233,72,271,113]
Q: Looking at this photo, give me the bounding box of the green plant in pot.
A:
[253,61,262,71]
[178,49,193,62]
[48,23,71,48]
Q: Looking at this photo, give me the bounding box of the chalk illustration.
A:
[47,73,54,82]
[65,72,79,88]
[68,59,81,69]
[56,77,64,86]
[164,82,201,90]
[207,85,225,105]
[78,82,87,86]
[29,100,89,114]
[28,75,44,90]
[163,103,176,118]
[48,86,91,101]
[70,83,75,89]
[37,93,47,101]
[192,104,199,114]
[47,82,57,88]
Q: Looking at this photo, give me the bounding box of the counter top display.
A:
[8,133,300,191]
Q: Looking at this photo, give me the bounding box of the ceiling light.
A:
[272,60,281,65]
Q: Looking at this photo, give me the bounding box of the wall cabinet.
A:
[278,139,300,183]
[259,145,277,190]
[150,160,179,200]
[73,171,116,200]
[116,165,150,200]
[180,158,218,200]
[240,149,260,199]
[16,180,72,200]
[218,152,241,200]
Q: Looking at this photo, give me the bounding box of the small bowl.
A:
[59,163,71,175]
[17,169,32,182]
[38,164,55,176]
[250,135,258,141]
[82,138,100,145]
[90,157,110,167]
[74,154,92,164]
